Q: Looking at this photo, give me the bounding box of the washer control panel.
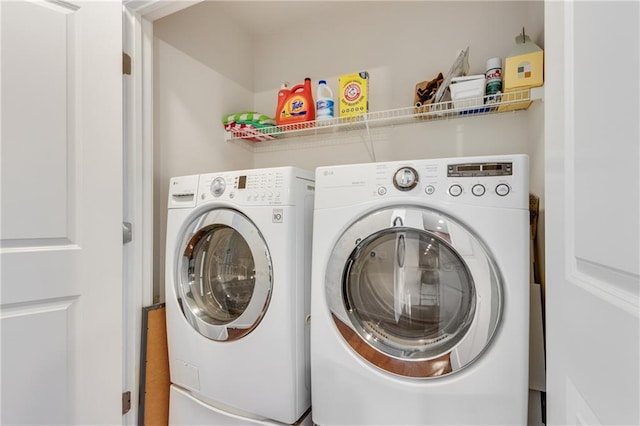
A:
[196,168,305,206]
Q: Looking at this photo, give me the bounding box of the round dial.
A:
[393,167,419,191]
[210,177,226,197]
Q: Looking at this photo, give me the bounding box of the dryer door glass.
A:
[325,206,502,378]
[345,228,476,359]
[178,209,272,342]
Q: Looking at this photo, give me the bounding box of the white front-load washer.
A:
[310,155,530,425]
[165,167,314,424]
[169,385,313,426]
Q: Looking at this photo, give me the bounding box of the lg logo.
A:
[272,209,283,223]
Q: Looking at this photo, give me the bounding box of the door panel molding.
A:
[568,262,639,316]
[0,296,77,425]
[1,1,81,243]
[565,378,602,426]
[0,295,77,318]
[38,0,80,14]
[1,238,78,250]
[572,3,640,278]
[563,0,640,315]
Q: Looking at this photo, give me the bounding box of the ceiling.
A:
[193,1,367,37]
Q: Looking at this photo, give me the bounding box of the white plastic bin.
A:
[449,75,486,111]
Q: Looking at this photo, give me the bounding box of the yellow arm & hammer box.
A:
[339,71,369,118]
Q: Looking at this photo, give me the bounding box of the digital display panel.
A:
[482,164,502,171]
[458,165,481,172]
[238,175,247,189]
[448,162,512,177]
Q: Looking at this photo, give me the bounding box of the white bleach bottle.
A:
[316,80,334,122]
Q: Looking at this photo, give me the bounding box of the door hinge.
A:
[123,52,132,75]
[123,222,133,244]
[122,391,131,415]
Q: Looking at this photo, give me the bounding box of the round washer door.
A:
[177,208,272,342]
[326,206,502,378]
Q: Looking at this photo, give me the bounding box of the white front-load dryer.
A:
[310,155,530,425]
[166,167,314,424]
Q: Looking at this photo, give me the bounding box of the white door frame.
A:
[121,2,202,423]
[122,6,152,425]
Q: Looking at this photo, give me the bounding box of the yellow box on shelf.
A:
[498,29,544,112]
[339,71,369,118]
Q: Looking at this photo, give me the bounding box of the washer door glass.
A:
[178,208,271,341]
[326,206,502,378]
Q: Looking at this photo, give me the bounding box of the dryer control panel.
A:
[315,155,529,210]
[442,160,514,200]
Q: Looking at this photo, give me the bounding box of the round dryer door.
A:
[326,206,502,378]
[177,208,272,342]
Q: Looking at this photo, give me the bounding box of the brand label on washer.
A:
[272,209,283,223]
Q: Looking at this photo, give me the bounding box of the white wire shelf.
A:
[225,87,543,151]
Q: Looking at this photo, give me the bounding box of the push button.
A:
[496,184,510,196]
[472,184,486,196]
[425,185,435,195]
[377,186,387,196]
[449,184,463,197]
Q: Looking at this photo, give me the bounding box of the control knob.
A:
[393,167,419,191]
[210,177,226,197]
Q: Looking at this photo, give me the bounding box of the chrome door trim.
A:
[177,208,272,341]
[325,205,503,378]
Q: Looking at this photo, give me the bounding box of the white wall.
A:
[249,0,544,174]
[153,7,255,301]
[252,2,542,108]
[152,0,545,300]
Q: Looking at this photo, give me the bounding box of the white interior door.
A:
[1,1,123,424]
[545,2,639,425]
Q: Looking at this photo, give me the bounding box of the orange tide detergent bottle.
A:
[275,78,316,126]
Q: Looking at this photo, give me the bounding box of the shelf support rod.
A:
[363,113,376,162]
